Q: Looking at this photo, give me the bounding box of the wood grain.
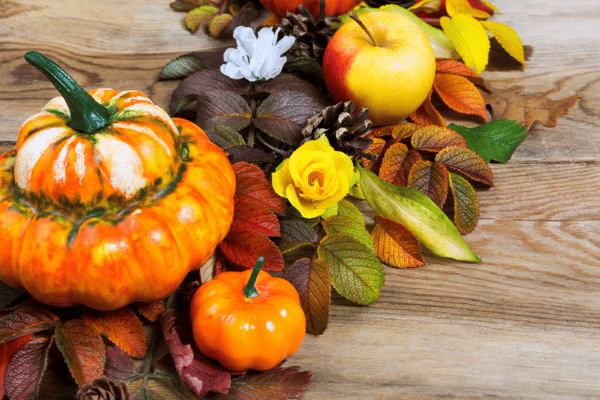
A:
[1,0,600,398]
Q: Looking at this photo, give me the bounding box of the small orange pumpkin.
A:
[260,0,362,19]
[0,52,236,310]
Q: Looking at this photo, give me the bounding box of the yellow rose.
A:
[272,136,356,219]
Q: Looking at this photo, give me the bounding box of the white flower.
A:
[220,26,295,82]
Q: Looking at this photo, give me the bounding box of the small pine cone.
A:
[76,377,129,400]
[279,4,339,62]
[363,0,416,8]
[301,101,374,159]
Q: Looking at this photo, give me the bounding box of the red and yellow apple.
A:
[322,11,437,126]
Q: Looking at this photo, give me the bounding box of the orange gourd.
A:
[0,52,236,311]
[260,0,362,19]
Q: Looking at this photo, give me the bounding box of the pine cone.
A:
[301,101,374,159]
[76,377,129,400]
[279,3,339,63]
[363,0,416,8]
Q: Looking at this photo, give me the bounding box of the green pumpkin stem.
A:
[24,51,111,134]
[243,256,265,299]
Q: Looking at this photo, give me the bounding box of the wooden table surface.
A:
[2,0,600,398]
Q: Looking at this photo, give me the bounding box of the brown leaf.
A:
[103,346,135,382]
[379,143,422,187]
[54,319,105,386]
[5,335,53,400]
[371,216,424,269]
[232,197,281,238]
[482,84,580,130]
[436,58,489,89]
[82,308,148,358]
[221,365,312,400]
[284,258,331,335]
[409,88,447,127]
[0,333,33,398]
[435,145,493,186]
[407,160,449,209]
[434,73,488,122]
[410,125,468,152]
[360,137,387,172]
[449,172,480,235]
[208,13,233,38]
[0,305,58,344]
[131,300,166,323]
[372,123,418,140]
[219,225,284,272]
[233,162,287,214]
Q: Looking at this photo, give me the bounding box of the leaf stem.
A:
[243,256,265,299]
[348,12,379,47]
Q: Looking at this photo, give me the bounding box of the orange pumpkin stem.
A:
[243,256,265,299]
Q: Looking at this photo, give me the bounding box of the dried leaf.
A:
[410,125,468,152]
[161,309,231,397]
[379,143,422,187]
[132,301,166,323]
[82,308,148,358]
[436,58,488,89]
[434,73,488,121]
[232,197,281,238]
[449,119,528,163]
[409,88,447,127]
[0,305,58,344]
[371,216,424,269]
[435,145,493,186]
[481,20,525,66]
[185,6,219,33]
[54,319,105,386]
[219,225,285,272]
[372,123,418,140]
[221,365,312,400]
[440,14,490,74]
[233,162,287,214]
[482,85,580,130]
[284,258,331,335]
[317,233,384,306]
[449,172,480,234]
[408,160,449,209]
[0,333,33,398]
[5,335,53,400]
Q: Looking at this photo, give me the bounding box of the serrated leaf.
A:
[185,6,219,33]
[408,160,449,209]
[434,73,488,121]
[337,199,365,226]
[481,20,525,66]
[5,335,53,400]
[223,365,312,400]
[159,55,210,80]
[81,308,148,358]
[132,301,166,323]
[232,197,281,238]
[54,319,105,386]
[411,125,468,152]
[358,166,480,262]
[279,219,318,244]
[436,58,488,89]
[449,172,479,234]
[284,259,331,335]
[0,333,33,398]
[435,145,493,186]
[440,14,490,74]
[360,137,387,171]
[371,216,424,269]
[104,346,135,382]
[219,225,284,272]
[206,124,246,149]
[233,162,287,214]
[449,119,528,163]
[409,88,447,127]
[317,233,384,305]
[208,13,233,38]
[196,90,253,133]
[0,305,58,345]
[379,143,422,187]
[323,215,374,249]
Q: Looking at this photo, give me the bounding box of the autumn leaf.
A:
[408,160,450,209]
[372,122,419,140]
[0,305,58,344]
[4,335,53,400]
[481,20,525,66]
[482,84,580,130]
[232,197,281,238]
[208,13,233,37]
[409,88,447,127]
[436,58,489,89]
[322,215,374,249]
[378,143,422,187]
[434,73,488,121]
[410,124,468,153]
[0,333,33,398]
[449,172,480,234]
[233,162,287,214]
[279,219,318,246]
[219,365,312,400]
[446,0,491,18]
[360,137,387,171]
[81,308,148,358]
[185,6,219,33]
[284,258,331,335]
[440,14,490,74]
[449,119,528,163]
[371,216,424,269]
[435,146,493,186]
[219,225,285,272]
[54,319,106,386]
[104,346,136,382]
[132,300,166,323]
[337,199,366,226]
[317,233,384,306]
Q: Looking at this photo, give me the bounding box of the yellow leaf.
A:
[409,0,443,13]
[481,20,525,66]
[481,0,498,12]
[446,0,491,18]
[440,15,490,74]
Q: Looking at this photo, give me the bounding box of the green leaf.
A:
[317,233,384,305]
[284,57,324,81]
[336,199,366,226]
[323,215,374,249]
[449,172,479,235]
[159,54,210,80]
[205,124,246,149]
[449,119,528,163]
[358,166,481,262]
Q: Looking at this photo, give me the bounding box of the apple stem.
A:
[348,11,378,47]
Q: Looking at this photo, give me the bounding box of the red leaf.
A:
[82,308,148,358]
[409,88,447,127]
[223,365,312,400]
[410,125,468,153]
[283,258,331,335]
[0,333,33,398]
[379,143,422,187]
[219,225,284,272]
[131,300,165,323]
[407,160,450,209]
[371,216,424,269]
[435,146,494,186]
[233,162,287,214]
[54,319,105,386]
[5,335,53,400]
[0,305,58,344]
[232,197,281,238]
[434,73,488,122]
[160,309,232,397]
[104,345,135,382]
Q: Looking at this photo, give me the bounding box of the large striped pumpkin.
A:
[0,52,236,310]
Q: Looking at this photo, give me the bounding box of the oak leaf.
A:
[371,216,425,269]
[482,85,580,130]
[407,160,450,209]
[82,308,148,358]
[449,172,480,234]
